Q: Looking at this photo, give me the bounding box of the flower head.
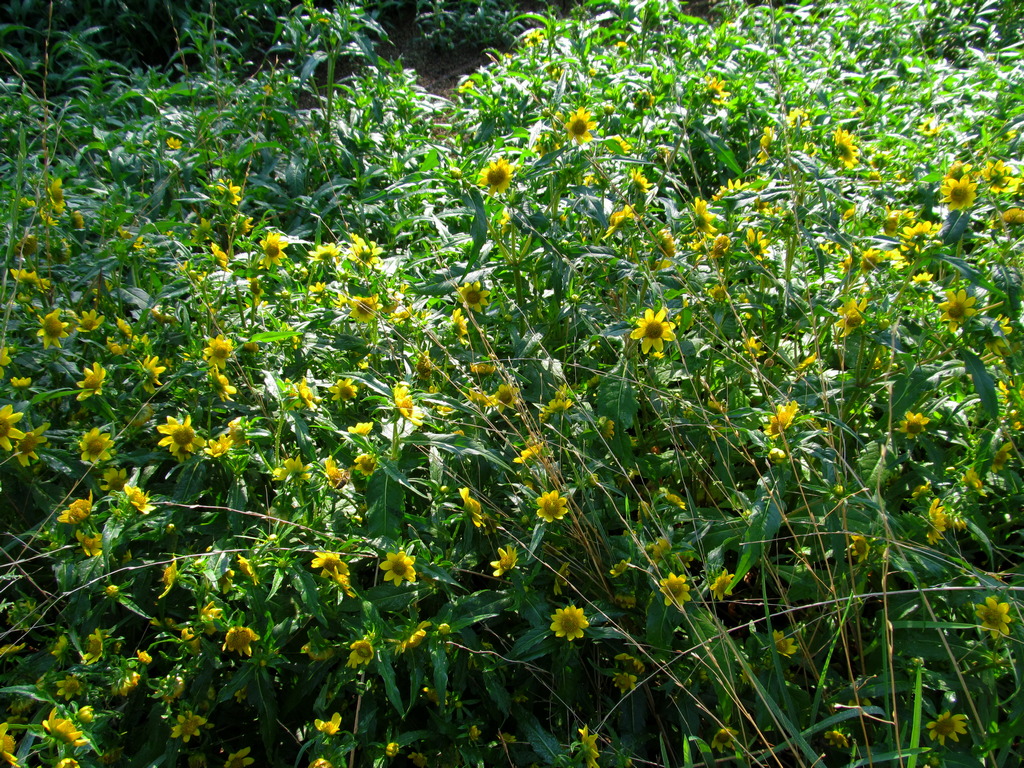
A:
[171,710,208,742]
[0,405,27,452]
[659,573,691,607]
[393,385,425,427]
[550,605,589,641]
[76,362,106,400]
[38,309,71,349]
[938,289,977,332]
[346,638,374,668]
[458,281,490,311]
[380,550,417,585]
[835,298,867,337]
[42,708,88,746]
[897,411,930,438]
[926,711,968,746]
[79,427,114,463]
[479,158,514,195]
[833,128,860,169]
[203,335,234,369]
[157,415,206,461]
[225,747,255,768]
[565,107,597,144]
[773,630,797,657]
[975,596,1012,639]
[223,626,260,656]
[764,402,799,438]
[348,295,381,322]
[490,546,518,577]
[711,727,738,753]
[630,308,676,355]
[708,570,734,600]
[259,232,287,269]
[536,490,568,523]
[576,726,600,768]
[940,175,978,210]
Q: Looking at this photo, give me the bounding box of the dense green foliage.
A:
[1,1,1023,767]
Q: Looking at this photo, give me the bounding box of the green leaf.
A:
[378,652,405,714]
[366,471,405,539]
[960,350,999,418]
[940,209,970,245]
[462,187,488,275]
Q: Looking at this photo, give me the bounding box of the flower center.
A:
[45,317,64,335]
[569,118,587,137]
[645,322,664,340]
[173,426,195,447]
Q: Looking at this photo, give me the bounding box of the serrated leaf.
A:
[961,350,998,419]
[939,209,970,244]
[366,470,405,539]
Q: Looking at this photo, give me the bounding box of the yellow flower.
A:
[352,453,377,477]
[711,727,738,753]
[613,671,637,693]
[659,573,691,607]
[577,726,600,768]
[56,674,83,700]
[329,378,359,401]
[550,605,589,641]
[897,411,930,438]
[963,467,984,494]
[975,596,1012,639]
[490,546,518,577]
[493,383,519,412]
[609,559,630,577]
[142,355,167,393]
[385,742,400,757]
[203,335,234,369]
[347,234,384,268]
[764,401,799,438]
[773,630,797,657]
[833,128,860,169]
[458,281,490,311]
[705,75,731,104]
[157,415,206,461]
[926,498,948,545]
[224,747,255,768]
[824,730,849,748]
[849,535,870,563]
[0,721,18,765]
[259,232,287,269]
[75,362,107,400]
[393,384,425,427]
[938,289,977,332]
[79,427,114,463]
[835,298,867,337]
[348,421,373,435]
[0,405,26,452]
[311,552,350,579]
[170,710,208,742]
[38,308,71,348]
[992,442,1013,471]
[604,204,636,238]
[926,711,968,746]
[478,158,514,195]
[565,107,597,144]
[380,550,417,585]
[42,707,88,746]
[57,493,94,524]
[692,197,717,234]
[708,570,734,600]
[940,175,978,210]
[535,490,568,523]
[346,638,374,668]
[348,295,381,322]
[273,456,311,482]
[13,422,47,466]
[630,308,676,355]
[223,626,260,656]
[315,712,342,735]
